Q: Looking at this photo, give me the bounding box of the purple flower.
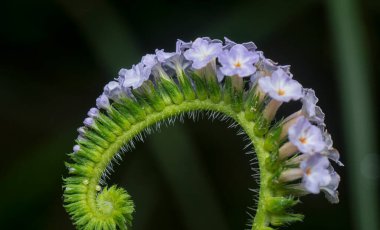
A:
[288,117,326,154]
[118,63,150,89]
[77,127,86,136]
[155,49,177,63]
[104,81,122,101]
[73,145,80,153]
[83,117,94,127]
[321,168,340,203]
[301,88,325,125]
[223,37,257,51]
[258,69,303,102]
[321,130,344,166]
[87,108,99,118]
[96,94,110,110]
[141,54,157,69]
[176,39,192,53]
[218,44,259,77]
[165,54,192,73]
[300,153,332,194]
[183,38,223,69]
[251,53,277,80]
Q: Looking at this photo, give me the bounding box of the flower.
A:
[218,44,259,77]
[77,127,86,136]
[300,153,331,194]
[223,37,257,51]
[250,52,278,82]
[155,49,177,63]
[288,117,326,154]
[87,108,99,118]
[258,69,303,102]
[96,94,110,110]
[165,54,192,73]
[141,54,157,69]
[321,168,340,203]
[104,81,123,101]
[83,117,94,127]
[176,39,192,53]
[321,130,344,166]
[301,88,325,125]
[73,145,80,153]
[118,63,150,89]
[183,37,223,69]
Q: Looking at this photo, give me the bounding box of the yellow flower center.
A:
[277,89,285,96]
[234,61,241,68]
[299,137,307,144]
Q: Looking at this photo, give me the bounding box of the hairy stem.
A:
[84,99,270,229]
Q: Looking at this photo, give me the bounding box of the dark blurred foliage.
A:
[0,0,379,229]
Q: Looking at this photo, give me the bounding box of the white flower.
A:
[183,38,223,69]
[288,117,326,154]
[96,94,110,110]
[321,168,341,203]
[155,49,177,63]
[321,130,344,166]
[118,63,150,89]
[301,88,325,125]
[141,54,157,69]
[176,39,192,53]
[83,117,94,127]
[258,69,303,102]
[223,37,257,51]
[301,153,332,194]
[77,127,86,136]
[104,81,123,101]
[218,44,259,77]
[87,108,99,118]
[73,145,80,153]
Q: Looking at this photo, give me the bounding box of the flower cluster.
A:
[275,87,342,203]
[75,37,342,203]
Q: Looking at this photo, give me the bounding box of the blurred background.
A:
[0,0,379,229]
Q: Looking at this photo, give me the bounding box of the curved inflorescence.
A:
[63,37,343,230]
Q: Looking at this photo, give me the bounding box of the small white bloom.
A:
[155,49,177,63]
[301,153,332,194]
[83,117,94,127]
[321,168,341,203]
[141,54,157,69]
[176,39,192,53]
[165,54,192,73]
[321,130,344,166]
[288,117,326,154]
[87,108,99,118]
[73,145,80,153]
[183,38,223,69]
[104,81,123,101]
[258,69,303,102]
[118,63,150,89]
[223,37,257,51]
[77,127,86,136]
[218,44,259,77]
[301,88,325,125]
[96,94,110,110]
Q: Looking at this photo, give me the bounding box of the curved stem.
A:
[85,99,271,229]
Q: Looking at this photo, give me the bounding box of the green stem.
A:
[86,99,271,229]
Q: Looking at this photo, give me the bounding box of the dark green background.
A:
[0,0,379,229]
